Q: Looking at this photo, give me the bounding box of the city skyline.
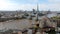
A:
[0,0,60,11]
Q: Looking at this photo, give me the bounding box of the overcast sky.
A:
[0,0,60,11]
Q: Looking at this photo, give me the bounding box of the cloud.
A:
[39,3,60,11]
[0,3,60,11]
[48,0,60,2]
[0,0,38,11]
[48,0,60,3]
[0,0,60,11]
[27,0,38,3]
[0,0,18,10]
[4,4,37,11]
[45,0,60,11]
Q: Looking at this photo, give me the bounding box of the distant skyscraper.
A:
[36,3,39,21]
[37,3,39,12]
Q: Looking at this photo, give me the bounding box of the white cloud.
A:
[27,0,38,3]
[0,0,60,11]
[0,0,37,10]
[48,0,60,3]
[0,3,37,11]
[0,0,18,10]
[39,3,60,11]
[0,3,60,11]
[46,0,60,11]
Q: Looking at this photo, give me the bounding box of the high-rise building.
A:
[36,3,39,21]
[37,3,39,12]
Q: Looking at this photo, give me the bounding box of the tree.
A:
[33,9,36,14]
[38,13,44,16]
[0,14,3,17]
[29,16,32,20]
[24,13,29,16]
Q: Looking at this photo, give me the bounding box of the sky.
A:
[0,0,60,11]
